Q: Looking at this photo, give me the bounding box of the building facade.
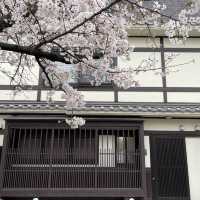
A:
[0,36,200,200]
[0,1,200,200]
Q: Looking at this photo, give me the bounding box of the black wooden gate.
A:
[150,134,190,200]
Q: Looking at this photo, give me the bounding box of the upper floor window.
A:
[116,130,139,164]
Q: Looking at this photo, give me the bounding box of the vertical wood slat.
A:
[48,129,53,188]
[78,128,81,188]
[95,128,98,188]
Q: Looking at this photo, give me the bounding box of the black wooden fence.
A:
[2,126,142,189]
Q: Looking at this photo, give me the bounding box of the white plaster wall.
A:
[118,52,162,87]
[0,63,39,85]
[144,136,151,168]
[118,92,163,102]
[144,119,200,131]
[185,138,200,200]
[41,91,65,101]
[42,91,114,102]
[164,38,200,48]
[168,92,200,103]
[81,91,114,102]
[41,91,115,102]
[0,135,4,146]
[165,53,200,88]
[0,90,37,101]
[0,118,5,129]
[129,37,160,47]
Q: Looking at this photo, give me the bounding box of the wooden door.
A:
[150,134,190,200]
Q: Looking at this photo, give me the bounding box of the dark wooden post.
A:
[0,122,8,197]
[139,123,147,200]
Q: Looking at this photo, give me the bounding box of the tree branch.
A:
[0,41,71,64]
[35,0,122,48]
[35,57,53,88]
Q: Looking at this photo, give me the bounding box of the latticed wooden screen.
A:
[2,125,142,189]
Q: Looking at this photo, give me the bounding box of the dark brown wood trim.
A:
[160,37,168,103]
[6,119,144,130]
[145,130,200,137]
[140,123,147,200]
[0,126,8,192]
[0,188,145,197]
[146,168,152,200]
[149,135,157,200]
[0,129,5,135]
[183,136,191,200]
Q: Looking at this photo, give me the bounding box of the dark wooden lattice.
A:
[151,135,190,200]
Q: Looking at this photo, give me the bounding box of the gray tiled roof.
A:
[0,102,200,117]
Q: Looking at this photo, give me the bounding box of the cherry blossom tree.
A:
[0,0,200,128]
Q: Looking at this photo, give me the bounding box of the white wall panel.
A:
[41,91,65,101]
[166,53,200,87]
[81,91,114,102]
[144,119,200,131]
[164,38,200,48]
[128,37,160,48]
[0,135,4,146]
[42,91,114,102]
[118,92,163,102]
[0,63,39,85]
[118,52,162,87]
[168,92,200,103]
[144,136,151,168]
[0,90,37,101]
[186,138,200,200]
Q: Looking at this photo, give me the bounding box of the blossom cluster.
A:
[65,116,85,129]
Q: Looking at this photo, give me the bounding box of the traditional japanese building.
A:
[0,1,200,200]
